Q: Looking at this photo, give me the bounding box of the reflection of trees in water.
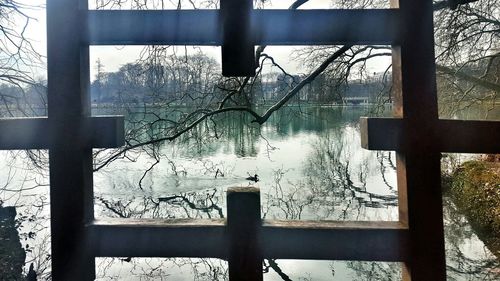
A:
[96,257,228,281]
[95,189,228,280]
[263,127,398,221]
[3,107,498,279]
[263,167,315,220]
[96,189,224,220]
[304,132,397,219]
[94,107,364,170]
[95,190,310,280]
[0,156,52,279]
[261,127,499,280]
[442,197,500,280]
[65,121,500,280]
[345,262,400,281]
[258,126,402,280]
[217,113,260,158]
[100,121,500,280]
[263,259,300,281]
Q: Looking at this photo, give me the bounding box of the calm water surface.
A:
[1,106,498,280]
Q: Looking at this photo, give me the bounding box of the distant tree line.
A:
[0,82,46,117]
[89,54,391,106]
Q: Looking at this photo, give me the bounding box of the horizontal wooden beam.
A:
[360,117,500,153]
[0,116,124,150]
[0,117,48,150]
[88,218,408,261]
[88,218,228,258]
[86,10,219,45]
[86,9,400,46]
[261,220,408,261]
[254,9,399,46]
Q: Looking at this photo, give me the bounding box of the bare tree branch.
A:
[255,45,352,124]
[436,64,500,92]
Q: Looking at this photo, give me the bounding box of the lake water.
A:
[1,105,498,280]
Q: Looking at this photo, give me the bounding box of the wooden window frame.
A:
[0,0,498,280]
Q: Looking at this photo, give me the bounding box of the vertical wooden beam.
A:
[391,0,446,280]
[227,187,263,281]
[220,0,255,76]
[47,0,95,280]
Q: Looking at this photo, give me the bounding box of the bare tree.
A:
[0,0,44,117]
[434,0,499,117]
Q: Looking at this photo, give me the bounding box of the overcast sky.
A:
[18,0,390,81]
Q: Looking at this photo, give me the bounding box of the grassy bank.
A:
[446,160,500,259]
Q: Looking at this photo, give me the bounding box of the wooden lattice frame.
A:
[0,0,498,280]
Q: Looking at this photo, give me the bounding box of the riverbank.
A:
[446,159,500,260]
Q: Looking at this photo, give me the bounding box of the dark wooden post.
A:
[47,0,95,280]
[220,0,255,76]
[391,0,446,280]
[227,187,263,281]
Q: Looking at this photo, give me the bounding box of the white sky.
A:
[18,0,390,81]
